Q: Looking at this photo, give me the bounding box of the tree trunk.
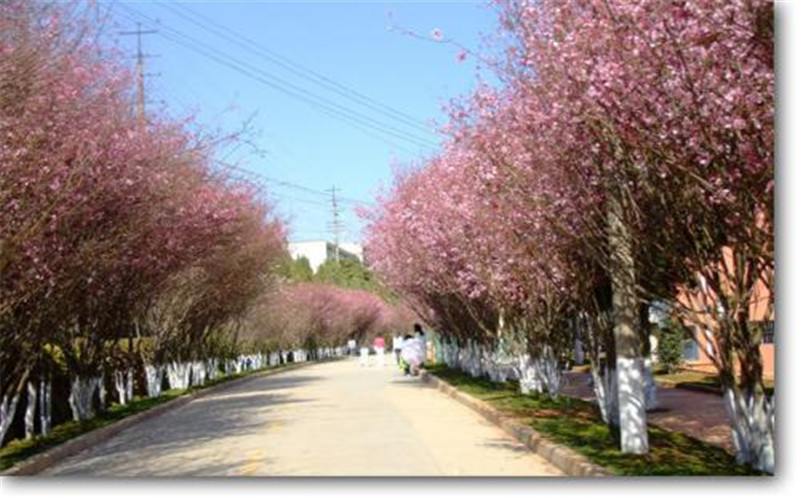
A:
[639,303,659,410]
[39,378,52,437]
[724,386,774,473]
[608,193,649,454]
[590,363,619,426]
[145,364,163,398]
[25,380,37,439]
[192,361,206,386]
[126,368,134,403]
[115,370,133,405]
[68,375,99,421]
[205,358,218,380]
[0,392,21,447]
[167,361,191,390]
[97,374,106,410]
[574,326,585,365]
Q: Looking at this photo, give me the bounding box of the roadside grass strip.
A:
[426,364,763,476]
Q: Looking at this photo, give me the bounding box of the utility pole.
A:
[119,23,158,121]
[326,185,344,263]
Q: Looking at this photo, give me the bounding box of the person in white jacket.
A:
[401,334,424,376]
[392,334,404,365]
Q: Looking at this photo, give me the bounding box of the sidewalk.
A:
[561,373,733,453]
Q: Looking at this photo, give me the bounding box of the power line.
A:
[215,161,371,208]
[113,5,439,150]
[160,2,434,135]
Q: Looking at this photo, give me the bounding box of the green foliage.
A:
[426,364,761,476]
[278,255,315,283]
[290,256,314,282]
[314,258,379,293]
[656,316,689,374]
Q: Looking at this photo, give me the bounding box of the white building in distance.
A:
[288,240,363,273]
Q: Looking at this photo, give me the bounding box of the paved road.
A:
[45,358,563,476]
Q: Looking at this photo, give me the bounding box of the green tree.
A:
[278,256,314,283]
[656,316,689,374]
[315,259,378,292]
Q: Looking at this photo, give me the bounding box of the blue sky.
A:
[107,0,500,243]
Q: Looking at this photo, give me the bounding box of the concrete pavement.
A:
[44,358,563,476]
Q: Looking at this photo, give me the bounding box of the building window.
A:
[751,321,775,344]
[683,338,700,361]
[760,321,775,344]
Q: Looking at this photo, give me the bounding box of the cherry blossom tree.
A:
[366,0,773,470]
[1,0,286,441]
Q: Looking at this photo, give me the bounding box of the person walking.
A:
[414,323,428,369]
[401,333,424,376]
[392,333,404,365]
[374,336,386,367]
[359,345,370,367]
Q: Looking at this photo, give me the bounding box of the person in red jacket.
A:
[373,336,386,367]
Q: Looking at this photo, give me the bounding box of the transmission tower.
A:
[119,23,158,121]
[326,186,345,263]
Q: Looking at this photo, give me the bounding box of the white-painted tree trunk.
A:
[97,374,106,410]
[442,343,457,368]
[608,191,649,454]
[68,376,99,421]
[126,369,134,402]
[574,335,585,365]
[39,378,52,437]
[145,364,163,398]
[25,381,37,440]
[643,357,658,410]
[591,366,619,426]
[205,358,218,380]
[167,361,191,390]
[192,361,207,386]
[616,356,648,453]
[0,393,21,447]
[463,341,481,377]
[516,354,543,395]
[113,369,132,405]
[481,347,493,379]
[724,388,775,473]
[538,347,562,397]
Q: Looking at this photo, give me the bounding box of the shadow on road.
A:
[49,374,324,476]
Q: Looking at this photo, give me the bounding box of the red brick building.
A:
[676,248,774,379]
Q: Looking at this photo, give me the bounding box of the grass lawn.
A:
[427,364,763,476]
[0,364,291,472]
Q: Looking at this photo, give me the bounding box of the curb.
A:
[5,359,336,476]
[420,371,610,477]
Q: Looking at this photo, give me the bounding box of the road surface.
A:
[45,357,562,476]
